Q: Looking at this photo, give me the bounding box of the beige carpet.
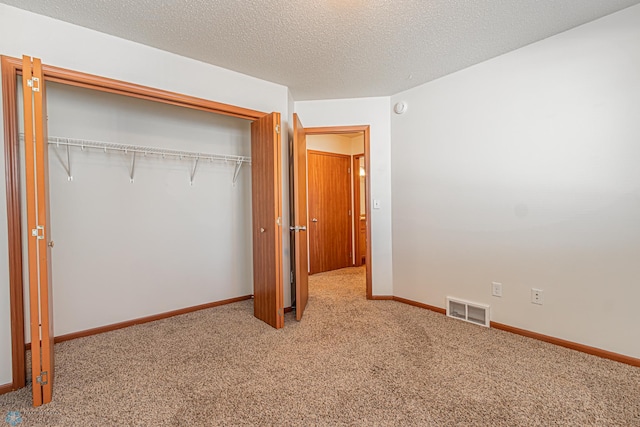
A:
[1,266,639,426]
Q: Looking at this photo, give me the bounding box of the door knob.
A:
[260,228,265,233]
[311,218,318,223]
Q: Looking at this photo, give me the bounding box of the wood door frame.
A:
[307,150,353,275]
[304,125,372,299]
[1,55,270,392]
[353,153,365,267]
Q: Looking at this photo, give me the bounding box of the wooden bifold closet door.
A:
[251,112,285,328]
[22,55,55,406]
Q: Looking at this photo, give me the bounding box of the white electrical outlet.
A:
[491,282,502,297]
[531,288,543,305]
[373,199,381,209]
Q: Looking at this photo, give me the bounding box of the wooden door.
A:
[251,112,284,328]
[291,114,309,320]
[307,151,352,274]
[22,55,54,406]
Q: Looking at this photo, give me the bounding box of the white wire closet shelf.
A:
[21,134,251,185]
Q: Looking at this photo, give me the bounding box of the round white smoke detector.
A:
[393,101,407,114]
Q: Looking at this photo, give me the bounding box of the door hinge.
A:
[348,167,351,173]
[290,271,294,284]
[275,124,280,134]
[36,371,48,386]
[27,77,40,92]
[31,225,45,240]
[348,210,351,216]
[276,216,281,227]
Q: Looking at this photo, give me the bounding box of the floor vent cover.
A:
[446,297,490,327]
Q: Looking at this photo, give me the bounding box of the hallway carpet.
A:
[1,267,639,426]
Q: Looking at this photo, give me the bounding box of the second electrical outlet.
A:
[531,288,544,305]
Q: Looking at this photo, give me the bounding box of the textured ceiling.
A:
[3,0,640,100]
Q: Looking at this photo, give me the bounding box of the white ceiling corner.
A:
[2,0,639,101]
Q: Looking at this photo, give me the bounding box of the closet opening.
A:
[16,79,255,354]
[2,55,284,404]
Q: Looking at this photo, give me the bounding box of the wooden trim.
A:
[24,296,251,347]
[352,154,359,267]
[305,125,369,135]
[393,296,447,315]
[0,382,14,395]
[306,149,351,159]
[370,295,393,300]
[362,127,372,299]
[2,55,26,390]
[490,322,640,367]
[393,296,640,367]
[1,56,266,121]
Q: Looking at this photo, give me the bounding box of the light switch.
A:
[373,199,381,209]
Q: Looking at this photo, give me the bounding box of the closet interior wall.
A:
[18,80,253,341]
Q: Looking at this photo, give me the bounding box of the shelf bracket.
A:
[190,157,200,186]
[52,140,73,181]
[232,159,243,186]
[129,151,136,183]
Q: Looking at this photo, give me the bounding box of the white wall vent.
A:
[446,297,490,327]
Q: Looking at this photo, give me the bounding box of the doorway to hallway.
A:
[303,127,371,298]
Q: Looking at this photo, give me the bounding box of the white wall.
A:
[0,3,290,386]
[391,4,640,358]
[295,98,393,296]
[307,134,360,155]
